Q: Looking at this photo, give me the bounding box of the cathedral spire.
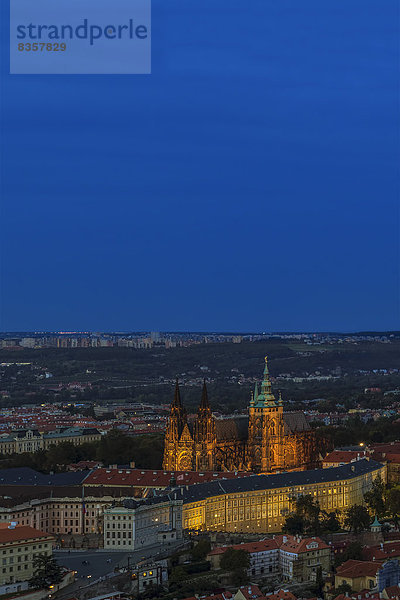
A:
[261,356,272,395]
[255,355,275,405]
[263,355,270,380]
[200,380,210,409]
[172,379,182,408]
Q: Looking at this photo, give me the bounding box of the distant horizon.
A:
[1,329,399,336]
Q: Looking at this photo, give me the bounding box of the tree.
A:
[191,539,211,562]
[220,548,250,572]
[283,494,321,535]
[220,548,250,585]
[336,582,353,595]
[322,511,341,533]
[344,505,371,534]
[29,555,63,590]
[315,565,324,595]
[296,494,321,525]
[386,487,400,526]
[169,566,187,585]
[335,541,363,567]
[283,513,304,535]
[364,475,386,518]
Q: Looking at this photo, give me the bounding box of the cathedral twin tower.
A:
[163,357,320,474]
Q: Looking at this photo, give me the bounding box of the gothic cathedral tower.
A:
[247,356,285,472]
[194,381,217,471]
[162,380,191,470]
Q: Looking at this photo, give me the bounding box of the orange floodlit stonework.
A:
[163,357,322,474]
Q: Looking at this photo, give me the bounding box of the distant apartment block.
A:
[0,427,102,455]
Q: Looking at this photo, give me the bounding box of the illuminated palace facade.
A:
[182,459,386,533]
[163,357,321,473]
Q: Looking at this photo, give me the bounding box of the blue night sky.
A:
[1,0,399,332]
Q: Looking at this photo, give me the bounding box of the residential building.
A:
[103,495,183,550]
[0,523,54,585]
[207,535,330,582]
[0,494,111,536]
[234,584,265,600]
[275,534,330,582]
[265,592,296,600]
[367,444,400,485]
[364,542,400,562]
[323,450,367,468]
[207,539,279,578]
[335,559,400,593]
[132,559,168,593]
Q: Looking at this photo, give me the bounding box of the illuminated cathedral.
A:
[162,357,321,473]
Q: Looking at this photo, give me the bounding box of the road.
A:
[54,540,185,586]
[54,546,165,582]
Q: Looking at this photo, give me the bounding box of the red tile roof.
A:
[200,593,233,600]
[370,452,400,464]
[363,542,400,561]
[323,450,365,464]
[274,534,329,553]
[0,524,53,544]
[237,585,265,600]
[333,592,379,600]
[369,443,400,453]
[383,586,400,599]
[208,539,278,556]
[266,590,296,600]
[336,559,382,579]
[181,593,233,600]
[83,468,250,488]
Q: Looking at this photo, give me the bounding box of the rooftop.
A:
[179,459,383,504]
[0,467,87,487]
[274,534,329,553]
[84,468,250,488]
[0,524,53,544]
[323,450,366,464]
[208,539,278,556]
[336,559,383,579]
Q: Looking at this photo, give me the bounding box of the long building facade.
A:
[0,461,385,541]
[181,458,386,533]
[102,459,386,538]
[163,357,322,473]
[0,427,102,455]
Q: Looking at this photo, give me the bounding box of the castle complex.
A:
[163,357,321,473]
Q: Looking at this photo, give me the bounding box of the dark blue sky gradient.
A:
[1,0,399,332]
